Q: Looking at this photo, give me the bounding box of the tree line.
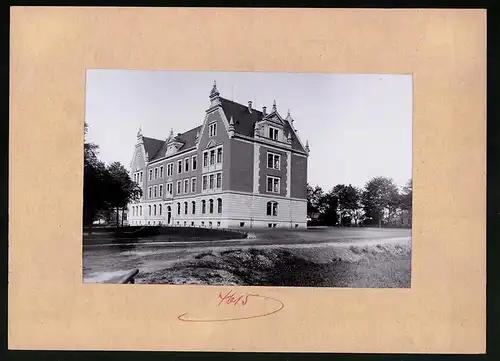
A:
[83,123,142,230]
[307,177,412,228]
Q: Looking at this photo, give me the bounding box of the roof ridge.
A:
[220,97,263,115]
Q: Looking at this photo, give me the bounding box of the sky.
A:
[85,69,412,191]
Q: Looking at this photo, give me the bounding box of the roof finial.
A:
[210,80,220,98]
[229,116,234,126]
[169,128,174,137]
[287,109,290,117]
[137,126,142,137]
[305,140,310,153]
[272,99,277,112]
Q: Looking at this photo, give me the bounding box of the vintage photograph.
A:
[83,70,412,287]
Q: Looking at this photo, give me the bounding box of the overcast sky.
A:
[85,70,412,191]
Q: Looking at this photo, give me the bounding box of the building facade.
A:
[127,81,309,229]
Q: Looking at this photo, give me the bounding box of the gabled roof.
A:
[142,137,164,160]
[219,97,306,153]
[144,125,202,162]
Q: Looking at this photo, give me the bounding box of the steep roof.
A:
[142,137,164,160]
[219,97,306,153]
[145,125,202,162]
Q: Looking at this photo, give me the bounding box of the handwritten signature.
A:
[178,289,284,322]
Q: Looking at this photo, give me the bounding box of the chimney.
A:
[262,106,267,116]
[248,101,253,113]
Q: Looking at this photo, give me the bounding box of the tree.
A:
[317,190,339,226]
[361,176,400,228]
[307,183,324,214]
[399,178,413,226]
[332,184,361,226]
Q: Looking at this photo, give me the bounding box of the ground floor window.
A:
[266,201,278,216]
[217,198,222,213]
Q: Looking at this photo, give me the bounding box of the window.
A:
[139,206,142,215]
[149,169,153,180]
[269,127,279,140]
[202,200,206,214]
[184,158,190,172]
[268,223,272,228]
[209,122,217,137]
[167,182,173,196]
[267,176,280,193]
[203,152,208,167]
[267,152,281,170]
[210,150,215,165]
[159,204,162,215]
[133,174,137,182]
[177,160,182,174]
[154,204,157,216]
[216,172,222,188]
[201,221,205,227]
[148,205,152,216]
[184,221,187,226]
[192,156,197,170]
[209,174,214,189]
[154,167,158,179]
[177,181,181,194]
[159,184,163,197]
[184,202,188,215]
[240,222,245,227]
[184,179,189,193]
[191,221,195,226]
[191,201,196,214]
[202,175,208,190]
[154,185,157,198]
[167,163,173,177]
[148,186,152,198]
[217,147,223,163]
[217,221,220,228]
[191,178,197,193]
[160,166,164,178]
[177,202,181,215]
[209,199,214,214]
[140,172,143,182]
[209,221,213,228]
[217,198,222,213]
[267,201,278,216]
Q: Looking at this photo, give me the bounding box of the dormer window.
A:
[269,126,279,141]
[209,122,217,137]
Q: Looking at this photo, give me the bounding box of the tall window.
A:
[167,182,173,195]
[203,152,208,167]
[154,167,158,179]
[167,163,173,177]
[191,201,196,214]
[202,200,206,214]
[185,158,190,172]
[153,185,157,198]
[184,202,188,215]
[209,174,214,189]
[209,199,214,214]
[160,166,164,178]
[217,147,223,163]
[202,175,208,190]
[148,205,152,216]
[217,198,222,213]
[177,181,181,194]
[191,178,197,193]
[139,172,143,182]
[209,122,217,137]
[210,149,215,165]
[216,173,222,188]
[149,169,153,180]
[133,174,137,182]
[184,179,189,193]
[154,204,157,216]
[159,204,162,215]
[267,152,281,170]
[266,201,278,216]
[267,176,280,193]
[159,184,163,197]
[192,155,197,170]
[177,202,181,215]
[269,127,279,140]
[148,186,152,198]
[177,160,182,174]
[140,206,142,215]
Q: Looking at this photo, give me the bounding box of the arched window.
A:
[140,206,142,216]
[177,202,181,215]
[184,202,188,215]
[148,205,152,216]
[192,201,196,214]
[209,199,214,214]
[266,201,278,216]
[167,205,171,213]
[159,204,162,215]
[217,198,222,213]
[154,204,157,216]
[202,200,206,214]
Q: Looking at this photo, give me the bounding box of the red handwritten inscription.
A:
[178,289,284,322]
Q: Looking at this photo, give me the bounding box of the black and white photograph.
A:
[83,70,413,287]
